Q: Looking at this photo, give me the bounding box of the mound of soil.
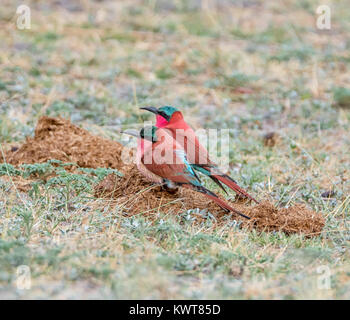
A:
[3,116,131,170]
[94,165,229,217]
[246,201,325,236]
[95,166,325,237]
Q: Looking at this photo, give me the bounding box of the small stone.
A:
[263,132,279,147]
[321,190,336,198]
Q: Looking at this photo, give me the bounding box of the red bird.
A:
[140,106,259,204]
[124,126,251,220]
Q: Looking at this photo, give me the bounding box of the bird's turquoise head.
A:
[122,126,158,143]
[140,105,180,127]
[140,125,158,143]
[158,106,178,120]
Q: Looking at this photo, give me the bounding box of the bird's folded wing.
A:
[143,148,201,186]
[163,127,212,165]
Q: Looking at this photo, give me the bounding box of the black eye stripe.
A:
[159,111,170,121]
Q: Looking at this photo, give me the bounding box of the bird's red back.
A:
[160,111,212,165]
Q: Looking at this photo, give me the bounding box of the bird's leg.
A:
[161,179,179,194]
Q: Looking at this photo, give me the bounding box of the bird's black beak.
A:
[140,106,159,115]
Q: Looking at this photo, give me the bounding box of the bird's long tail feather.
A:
[193,164,259,204]
[183,184,250,220]
[214,174,259,204]
[208,175,228,195]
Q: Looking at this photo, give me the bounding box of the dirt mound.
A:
[95,166,325,237]
[3,116,131,170]
[94,165,227,217]
[246,201,325,236]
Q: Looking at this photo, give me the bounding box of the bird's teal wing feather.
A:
[174,150,202,186]
[191,164,228,194]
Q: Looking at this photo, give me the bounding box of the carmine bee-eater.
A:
[140,106,259,204]
[124,126,251,220]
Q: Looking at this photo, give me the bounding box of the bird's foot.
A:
[161,179,179,194]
